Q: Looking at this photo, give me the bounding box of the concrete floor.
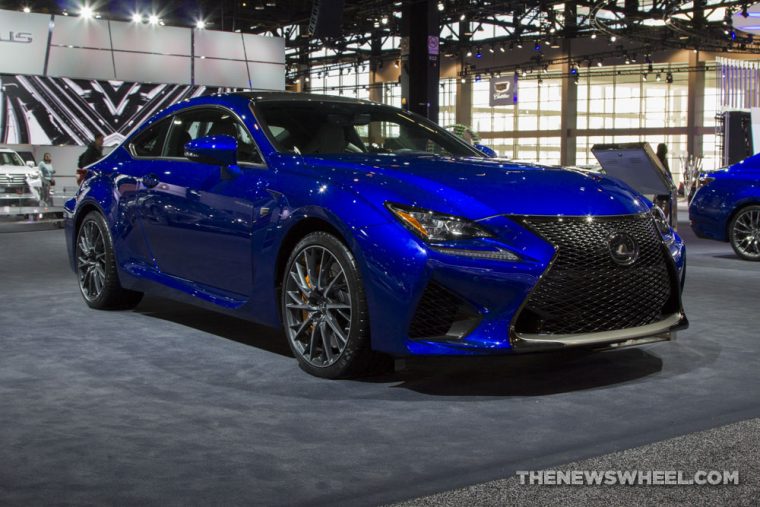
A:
[1,216,759,506]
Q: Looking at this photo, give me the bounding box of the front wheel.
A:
[76,211,144,309]
[281,232,388,378]
[729,205,760,261]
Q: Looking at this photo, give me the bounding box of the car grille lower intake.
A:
[513,213,678,336]
[409,281,479,339]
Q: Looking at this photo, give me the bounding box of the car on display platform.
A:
[0,148,42,207]
[64,92,688,378]
[689,153,760,261]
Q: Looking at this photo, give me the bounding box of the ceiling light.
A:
[131,13,142,23]
[437,2,444,11]
[22,6,31,13]
[196,20,206,29]
[148,14,160,25]
[80,6,94,19]
[610,35,617,42]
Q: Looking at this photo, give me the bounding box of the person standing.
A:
[77,133,105,185]
[38,152,55,205]
[656,143,672,178]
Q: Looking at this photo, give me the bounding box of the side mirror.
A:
[26,160,36,168]
[184,135,238,167]
[474,143,497,158]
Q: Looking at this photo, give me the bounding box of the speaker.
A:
[309,0,344,39]
[723,111,753,166]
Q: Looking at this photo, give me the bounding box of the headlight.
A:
[386,203,493,242]
[26,170,41,179]
[651,205,672,237]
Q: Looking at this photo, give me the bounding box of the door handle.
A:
[143,174,159,189]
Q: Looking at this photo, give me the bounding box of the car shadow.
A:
[134,295,293,358]
[358,348,664,397]
[132,295,665,398]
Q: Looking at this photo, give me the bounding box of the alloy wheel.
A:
[283,245,352,367]
[76,220,107,302]
[732,208,760,260]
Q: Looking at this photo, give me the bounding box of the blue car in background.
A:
[65,92,688,378]
[689,153,760,261]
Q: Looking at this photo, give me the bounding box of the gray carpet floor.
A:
[1,214,759,506]
[394,417,760,506]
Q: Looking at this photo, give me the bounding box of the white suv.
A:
[0,148,42,206]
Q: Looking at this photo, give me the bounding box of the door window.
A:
[130,117,171,157]
[165,108,263,164]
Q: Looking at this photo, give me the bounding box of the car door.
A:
[138,106,275,298]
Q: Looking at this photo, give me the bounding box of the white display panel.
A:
[194,30,246,60]
[47,47,115,80]
[243,34,286,63]
[194,58,251,88]
[109,21,191,55]
[50,16,111,50]
[249,62,286,90]
[114,52,191,85]
[0,11,50,76]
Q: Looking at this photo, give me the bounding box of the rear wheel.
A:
[76,212,143,309]
[281,232,388,378]
[729,205,760,261]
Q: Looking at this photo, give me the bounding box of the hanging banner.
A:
[490,75,518,106]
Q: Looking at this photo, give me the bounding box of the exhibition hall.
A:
[1,0,759,505]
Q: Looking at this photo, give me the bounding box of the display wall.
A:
[0,74,237,145]
[0,9,285,89]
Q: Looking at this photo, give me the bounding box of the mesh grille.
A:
[409,281,463,339]
[514,214,675,335]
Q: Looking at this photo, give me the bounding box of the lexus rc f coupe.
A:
[65,92,688,378]
[689,153,760,261]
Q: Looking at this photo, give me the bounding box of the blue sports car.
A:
[65,92,688,378]
[689,153,760,261]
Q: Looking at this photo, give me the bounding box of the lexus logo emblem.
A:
[608,232,639,266]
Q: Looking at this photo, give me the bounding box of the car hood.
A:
[0,164,34,175]
[304,153,651,218]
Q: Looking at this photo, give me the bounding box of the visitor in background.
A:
[37,152,55,206]
[77,133,105,185]
[656,143,672,179]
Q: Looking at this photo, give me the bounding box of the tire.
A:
[75,211,144,309]
[281,231,390,379]
[728,205,760,261]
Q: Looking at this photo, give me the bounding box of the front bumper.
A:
[359,212,687,357]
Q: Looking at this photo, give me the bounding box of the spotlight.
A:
[22,6,31,13]
[475,48,482,58]
[534,42,541,51]
[610,35,617,42]
[466,50,472,57]
[195,20,206,29]
[666,71,673,84]
[488,46,495,53]
[80,6,94,19]
[499,45,506,53]
[460,76,466,83]
[460,13,466,21]
[597,60,603,67]
[437,2,444,12]
[131,13,143,23]
[741,3,749,18]
[573,75,579,85]
[394,60,399,68]
[591,32,597,39]
[381,15,388,25]
[475,74,481,82]
[642,72,648,81]
[148,14,160,25]
[656,72,662,82]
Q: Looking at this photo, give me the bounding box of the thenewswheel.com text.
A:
[515,470,739,486]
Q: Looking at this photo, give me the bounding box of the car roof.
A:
[233,90,376,106]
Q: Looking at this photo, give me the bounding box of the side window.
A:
[165,108,263,164]
[130,118,170,157]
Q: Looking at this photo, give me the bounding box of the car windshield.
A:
[0,152,24,166]
[253,100,481,158]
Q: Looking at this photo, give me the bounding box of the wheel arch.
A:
[274,216,351,292]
